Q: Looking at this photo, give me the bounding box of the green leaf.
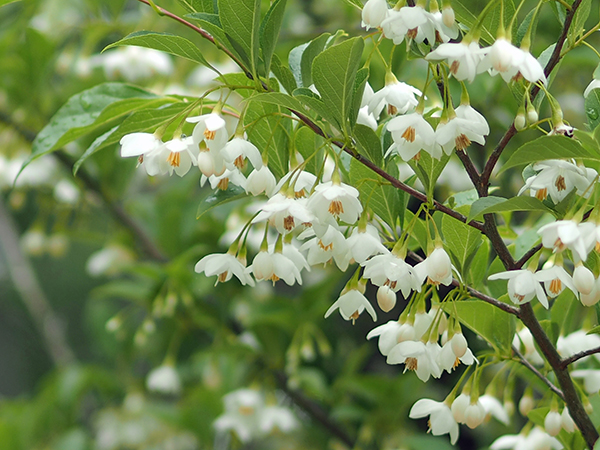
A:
[408,151,450,198]
[349,159,402,229]
[312,37,364,134]
[441,209,482,276]
[248,92,305,113]
[468,196,551,222]
[294,126,323,175]
[219,0,261,75]
[29,83,156,165]
[185,13,233,54]
[104,31,215,70]
[467,239,489,291]
[585,88,600,131]
[349,67,369,130]
[569,0,592,47]
[271,54,297,94]
[294,89,342,130]
[74,102,188,170]
[260,0,287,75]
[177,0,214,13]
[197,185,247,219]
[353,124,383,167]
[300,33,331,88]
[447,299,516,353]
[244,101,291,179]
[0,0,20,7]
[500,135,600,172]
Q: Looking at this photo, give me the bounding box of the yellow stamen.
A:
[238,406,255,416]
[217,178,229,190]
[318,240,333,251]
[401,126,416,143]
[407,28,418,39]
[218,272,228,283]
[455,134,471,151]
[535,188,548,201]
[549,278,562,295]
[167,151,180,167]
[388,104,398,115]
[328,200,344,216]
[405,357,418,371]
[234,155,245,169]
[450,60,460,75]
[350,310,360,325]
[204,129,216,140]
[555,175,567,191]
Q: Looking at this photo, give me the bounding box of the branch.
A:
[274,371,355,448]
[0,200,75,366]
[512,345,564,401]
[560,346,600,369]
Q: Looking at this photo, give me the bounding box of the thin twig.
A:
[560,346,600,369]
[512,345,564,400]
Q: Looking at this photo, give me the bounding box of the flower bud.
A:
[146,365,182,395]
[451,393,470,423]
[377,285,397,312]
[561,407,576,433]
[527,105,539,124]
[504,400,515,417]
[442,6,455,27]
[573,265,595,295]
[544,410,562,437]
[519,392,534,416]
[515,111,527,131]
[464,402,485,429]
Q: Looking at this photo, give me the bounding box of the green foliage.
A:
[259,0,287,75]
[218,0,261,74]
[441,206,482,277]
[585,88,600,131]
[468,196,551,222]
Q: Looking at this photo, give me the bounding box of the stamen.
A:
[167,151,180,167]
[555,175,567,191]
[204,129,216,140]
[401,126,416,143]
[329,200,344,216]
[283,215,295,231]
[217,178,229,190]
[535,188,548,201]
[407,28,418,39]
[405,357,418,371]
[218,272,229,283]
[234,155,245,169]
[350,310,360,325]
[553,238,566,252]
[450,60,460,75]
[455,134,471,151]
[318,240,333,251]
[513,293,525,303]
[238,406,254,416]
[549,278,562,295]
[137,155,144,165]
[388,104,398,115]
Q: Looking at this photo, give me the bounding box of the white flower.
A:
[246,165,277,197]
[455,104,490,138]
[274,170,317,198]
[376,285,396,312]
[535,264,577,298]
[250,248,304,286]
[202,168,247,191]
[86,244,134,277]
[513,328,544,365]
[409,399,459,444]
[188,113,228,149]
[557,330,600,363]
[221,137,263,170]
[162,137,197,177]
[538,219,588,260]
[120,132,162,158]
[362,252,419,298]
[387,340,442,382]
[357,105,378,130]
[573,263,595,295]
[519,160,596,204]
[307,181,363,224]
[325,289,377,323]
[561,408,575,433]
[414,247,455,286]
[387,112,439,160]
[584,79,600,98]
[451,393,469,423]
[435,113,488,154]
[544,410,562,437]
[479,395,510,425]
[146,365,182,395]
[488,269,548,308]
[478,38,546,84]
[195,252,255,286]
[252,194,314,234]
[367,320,415,356]
[299,225,351,271]
[426,42,484,82]
[464,400,485,429]
[381,6,433,45]
[428,11,459,43]
[361,0,389,30]
[95,47,173,81]
[346,224,388,264]
[571,369,600,394]
[368,79,421,117]
[438,332,476,373]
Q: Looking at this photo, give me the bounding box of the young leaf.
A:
[29,83,156,165]
[408,151,450,198]
[197,185,247,219]
[104,31,215,70]
[441,210,482,276]
[294,88,342,131]
[500,135,600,172]
[353,124,383,167]
[177,0,215,13]
[218,0,261,75]
[312,37,364,134]
[185,12,233,54]
[271,54,297,94]
[468,196,551,222]
[260,0,287,76]
[585,88,600,131]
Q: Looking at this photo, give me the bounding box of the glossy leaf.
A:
[408,151,450,198]
[441,208,482,275]
[260,0,287,75]
[218,0,261,74]
[197,185,247,219]
[468,196,551,222]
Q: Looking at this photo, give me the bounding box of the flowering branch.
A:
[560,346,600,369]
[512,345,564,400]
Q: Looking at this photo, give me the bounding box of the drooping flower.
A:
[307,181,363,224]
[146,365,182,395]
[250,248,304,286]
[386,112,439,160]
[409,399,459,444]
[435,113,488,154]
[538,220,589,261]
[426,41,484,83]
[162,136,198,177]
[544,410,562,437]
[479,395,510,425]
[387,340,442,382]
[513,328,544,365]
[381,6,433,45]
[188,112,228,149]
[325,288,377,323]
[535,264,577,298]
[362,252,419,298]
[345,224,388,264]
[252,193,314,234]
[299,225,351,271]
[220,137,263,170]
[367,320,415,356]
[478,38,546,84]
[361,0,389,30]
[246,165,277,197]
[376,285,397,312]
[368,77,421,117]
[414,246,455,287]
[195,252,255,286]
[488,269,548,308]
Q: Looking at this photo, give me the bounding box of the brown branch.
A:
[520,303,598,449]
[512,345,564,401]
[560,346,600,369]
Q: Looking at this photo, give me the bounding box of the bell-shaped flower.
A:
[146,364,182,395]
[544,410,562,437]
[362,252,419,298]
[221,137,263,170]
[478,38,546,84]
[163,136,197,177]
[361,0,389,30]
[538,219,589,261]
[250,248,304,286]
[387,112,439,160]
[188,112,228,149]
[246,165,277,197]
[455,104,490,137]
[201,168,247,191]
[571,369,600,394]
[435,112,488,154]
[561,408,575,433]
[299,225,351,271]
[120,132,163,160]
[557,330,600,363]
[274,170,317,198]
[414,246,455,287]
[368,78,421,117]
[513,328,544,365]
[428,10,459,43]
[195,252,255,286]
[426,41,484,82]
[376,285,397,312]
[491,427,562,450]
[307,180,363,224]
[252,194,314,234]
[325,288,377,323]
[197,143,227,177]
[479,395,510,425]
[367,320,415,356]
[282,243,311,274]
[387,340,442,382]
[535,264,577,298]
[381,6,433,45]
[346,224,388,264]
[357,105,378,130]
[438,332,476,373]
[572,263,595,295]
[409,399,459,444]
[488,269,548,308]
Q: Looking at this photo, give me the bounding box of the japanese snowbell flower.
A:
[188,112,228,149]
[387,340,442,382]
[435,114,487,154]
[252,193,314,234]
[381,5,433,45]
[557,330,600,362]
[146,365,182,395]
[376,285,397,312]
[325,288,377,323]
[274,170,317,198]
[429,10,459,43]
[362,252,419,298]
[195,252,255,286]
[455,104,490,139]
[478,38,546,84]
[479,395,510,425]
[221,137,263,170]
[367,320,416,356]
[491,427,563,450]
[414,246,455,286]
[544,410,562,437]
[513,328,544,365]
[120,132,162,160]
[197,142,227,177]
[368,77,422,117]
[387,112,439,160]
[345,224,388,264]
[361,0,389,30]
[357,106,378,130]
[519,160,596,203]
[162,136,197,177]
[571,369,600,394]
[299,225,351,270]
[246,165,277,197]
[488,269,548,308]
[538,220,588,261]
[409,399,459,444]
[535,264,577,298]
[426,41,484,83]
[250,248,304,285]
[307,180,363,224]
[202,168,247,191]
